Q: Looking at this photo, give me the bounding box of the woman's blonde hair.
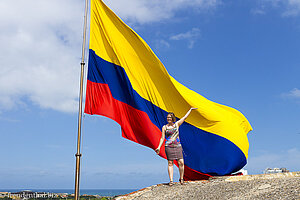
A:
[167,112,176,122]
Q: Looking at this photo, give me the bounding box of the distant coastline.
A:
[0,189,136,197]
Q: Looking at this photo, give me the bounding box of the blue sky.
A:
[0,0,299,190]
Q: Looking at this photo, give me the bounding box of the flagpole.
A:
[75,0,89,199]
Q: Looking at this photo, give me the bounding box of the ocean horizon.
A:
[0,189,137,197]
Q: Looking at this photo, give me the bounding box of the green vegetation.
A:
[1,197,13,200]
[28,198,62,200]
[26,197,112,200]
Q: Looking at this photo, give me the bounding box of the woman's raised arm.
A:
[176,108,198,127]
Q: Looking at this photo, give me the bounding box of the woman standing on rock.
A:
[155,108,197,186]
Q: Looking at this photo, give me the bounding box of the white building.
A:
[264,168,289,174]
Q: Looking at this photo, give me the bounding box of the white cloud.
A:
[281,88,300,99]
[155,39,170,49]
[251,8,266,15]
[0,116,20,123]
[246,148,300,174]
[254,0,300,17]
[288,88,300,98]
[0,0,219,113]
[170,28,201,49]
[0,0,84,113]
[104,0,221,24]
[282,0,300,16]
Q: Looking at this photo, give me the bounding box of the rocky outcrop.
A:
[115,172,300,200]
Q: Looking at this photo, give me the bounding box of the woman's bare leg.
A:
[178,159,184,181]
[168,160,174,182]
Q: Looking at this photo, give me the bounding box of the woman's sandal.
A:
[179,179,185,185]
[168,181,174,186]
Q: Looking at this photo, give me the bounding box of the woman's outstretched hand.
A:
[155,148,160,154]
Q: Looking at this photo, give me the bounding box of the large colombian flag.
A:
[85,0,252,180]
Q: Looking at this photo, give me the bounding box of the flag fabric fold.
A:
[85,0,252,180]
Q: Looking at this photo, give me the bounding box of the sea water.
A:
[0,189,136,197]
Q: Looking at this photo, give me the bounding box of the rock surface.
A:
[115,172,300,200]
